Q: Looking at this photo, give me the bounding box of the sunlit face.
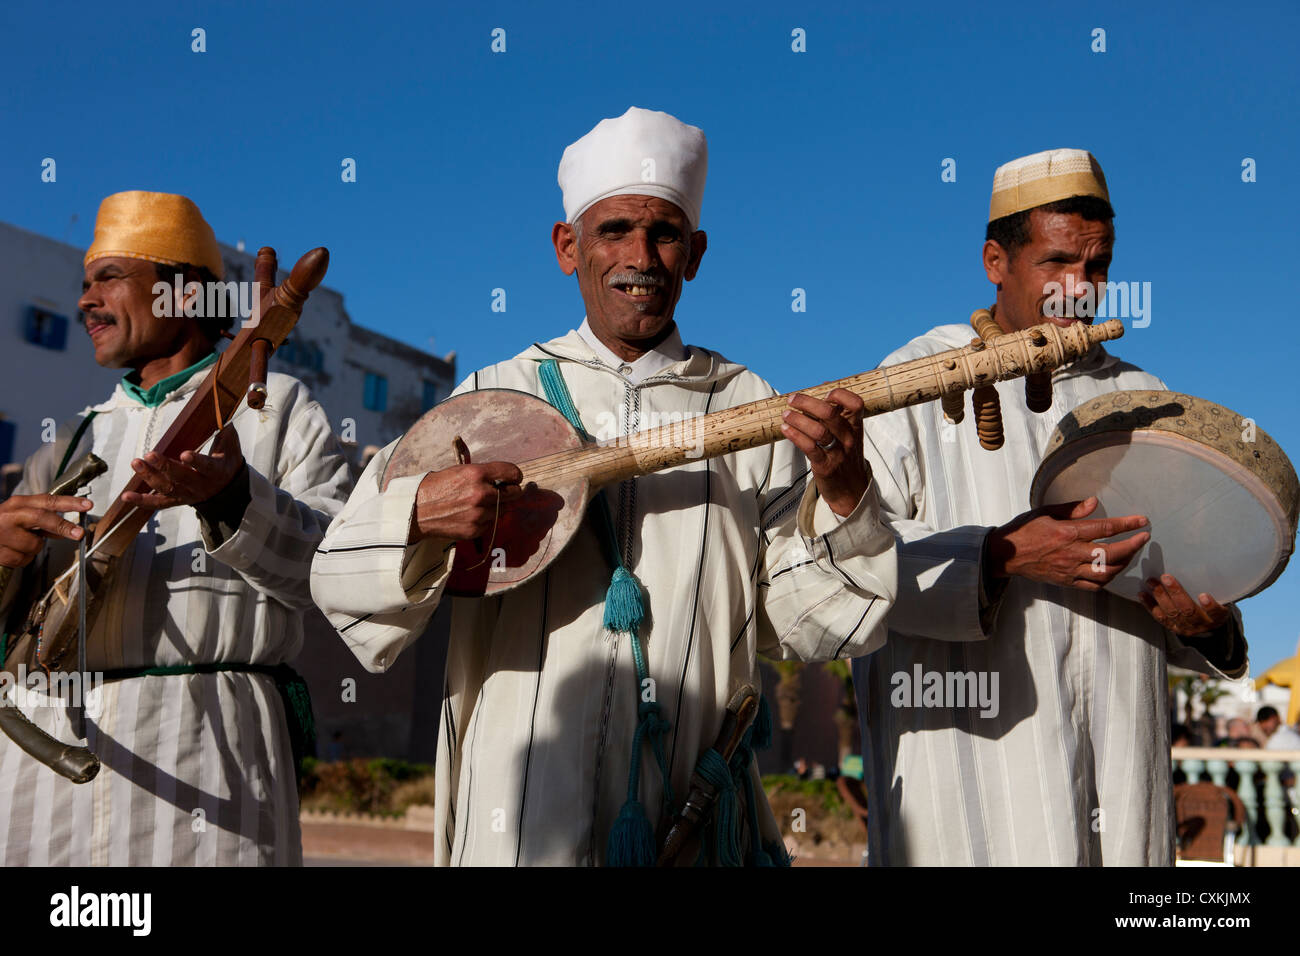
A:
[78,257,192,369]
[552,194,707,350]
[984,210,1114,332]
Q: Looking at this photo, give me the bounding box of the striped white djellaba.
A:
[0,365,352,865]
[854,323,1248,866]
[312,326,898,866]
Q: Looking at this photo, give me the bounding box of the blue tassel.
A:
[603,566,645,634]
[695,749,742,866]
[606,799,657,866]
[752,695,773,750]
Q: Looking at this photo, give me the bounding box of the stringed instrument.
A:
[382,318,1127,597]
[0,245,328,782]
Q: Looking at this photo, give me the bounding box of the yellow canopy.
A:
[1254,655,1300,725]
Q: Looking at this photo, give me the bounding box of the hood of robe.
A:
[516,328,753,391]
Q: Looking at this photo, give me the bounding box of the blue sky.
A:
[2,0,1297,671]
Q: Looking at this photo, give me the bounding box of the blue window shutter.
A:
[24,307,69,351]
[363,372,388,411]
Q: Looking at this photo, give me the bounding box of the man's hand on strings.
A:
[411,463,524,542]
[0,493,93,568]
[781,387,871,517]
[123,425,245,510]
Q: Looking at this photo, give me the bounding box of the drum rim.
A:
[1036,390,1298,537]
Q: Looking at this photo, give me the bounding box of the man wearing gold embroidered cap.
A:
[851,149,1249,866]
[0,191,352,865]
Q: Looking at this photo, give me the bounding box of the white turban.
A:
[558,107,708,231]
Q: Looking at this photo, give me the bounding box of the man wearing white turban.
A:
[312,107,898,866]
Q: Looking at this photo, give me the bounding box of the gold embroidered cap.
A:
[989,149,1110,223]
[84,190,224,279]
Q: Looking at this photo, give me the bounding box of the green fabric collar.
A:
[121,352,217,408]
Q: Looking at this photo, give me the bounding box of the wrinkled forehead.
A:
[580,194,691,228]
[1027,208,1114,247]
[82,255,155,284]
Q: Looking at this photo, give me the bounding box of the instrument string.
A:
[211,346,228,431]
[81,506,142,563]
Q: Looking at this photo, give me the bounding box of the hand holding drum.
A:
[985,496,1231,636]
[985,495,1150,591]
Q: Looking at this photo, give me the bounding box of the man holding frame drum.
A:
[853,149,1248,866]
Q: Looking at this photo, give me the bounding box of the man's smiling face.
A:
[78,257,189,369]
[552,194,707,357]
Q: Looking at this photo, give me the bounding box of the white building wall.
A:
[0,222,122,467]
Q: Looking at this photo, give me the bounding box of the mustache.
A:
[80,309,116,326]
[607,271,666,288]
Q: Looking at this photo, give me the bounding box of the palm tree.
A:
[1169,671,1230,745]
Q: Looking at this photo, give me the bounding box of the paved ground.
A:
[302,819,858,866]
[301,821,436,865]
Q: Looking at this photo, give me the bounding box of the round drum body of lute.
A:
[381,389,591,597]
[1030,391,1298,604]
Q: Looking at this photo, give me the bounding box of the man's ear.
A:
[684,230,707,281]
[553,222,578,276]
[983,239,1009,286]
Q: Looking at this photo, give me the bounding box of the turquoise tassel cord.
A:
[536,359,786,867]
[692,696,790,867]
[536,360,669,866]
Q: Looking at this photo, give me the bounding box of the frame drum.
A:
[1030,391,1298,604]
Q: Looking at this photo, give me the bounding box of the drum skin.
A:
[381,389,591,596]
[1031,391,1299,604]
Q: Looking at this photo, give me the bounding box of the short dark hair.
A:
[153,261,230,343]
[1257,705,1280,723]
[985,195,1116,259]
